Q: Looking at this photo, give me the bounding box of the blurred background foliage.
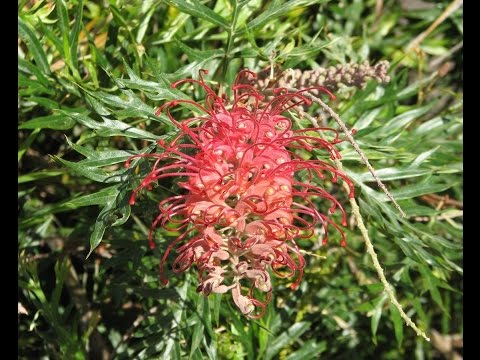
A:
[18,0,462,359]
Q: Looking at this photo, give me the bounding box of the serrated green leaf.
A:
[55,156,123,183]
[85,93,111,116]
[19,186,119,228]
[84,89,158,119]
[87,184,131,256]
[78,150,139,167]
[59,110,159,140]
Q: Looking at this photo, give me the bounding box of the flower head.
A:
[126,69,354,317]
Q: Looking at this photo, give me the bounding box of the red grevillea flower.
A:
[126,69,354,318]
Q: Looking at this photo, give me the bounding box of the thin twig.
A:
[414,210,463,222]
[349,190,430,341]
[375,0,383,19]
[430,41,463,69]
[406,0,463,52]
[420,194,463,209]
[286,88,407,218]
[109,306,159,360]
[303,109,430,341]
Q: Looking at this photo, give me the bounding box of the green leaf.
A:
[56,0,75,74]
[389,303,404,347]
[51,259,69,308]
[78,150,139,167]
[19,186,120,228]
[88,214,108,258]
[59,110,159,140]
[373,104,433,135]
[356,168,432,182]
[209,293,222,327]
[88,184,131,257]
[285,340,327,360]
[136,3,157,44]
[65,136,147,167]
[27,96,61,110]
[410,147,440,168]
[189,319,204,360]
[18,58,50,87]
[63,187,119,208]
[37,20,64,56]
[83,88,163,122]
[418,265,447,313]
[353,107,382,130]
[95,118,160,140]
[55,156,126,183]
[19,74,55,96]
[165,0,229,30]
[414,117,446,135]
[18,17,50,74]
[18,170,64,184]
[19,114,76,130]
[371,294,388,344]
[390,181,456,201]
[172,39,224,62]
[202,295,213,337]
[247,0,321,30]
[265,321,311,360]
[69,0,84,72]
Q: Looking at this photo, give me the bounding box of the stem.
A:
[304,109,430,342]
[222,1,241,83]
[406,0,463,52]
[285,88,407,218]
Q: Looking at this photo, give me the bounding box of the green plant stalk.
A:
[222,1,241,82]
